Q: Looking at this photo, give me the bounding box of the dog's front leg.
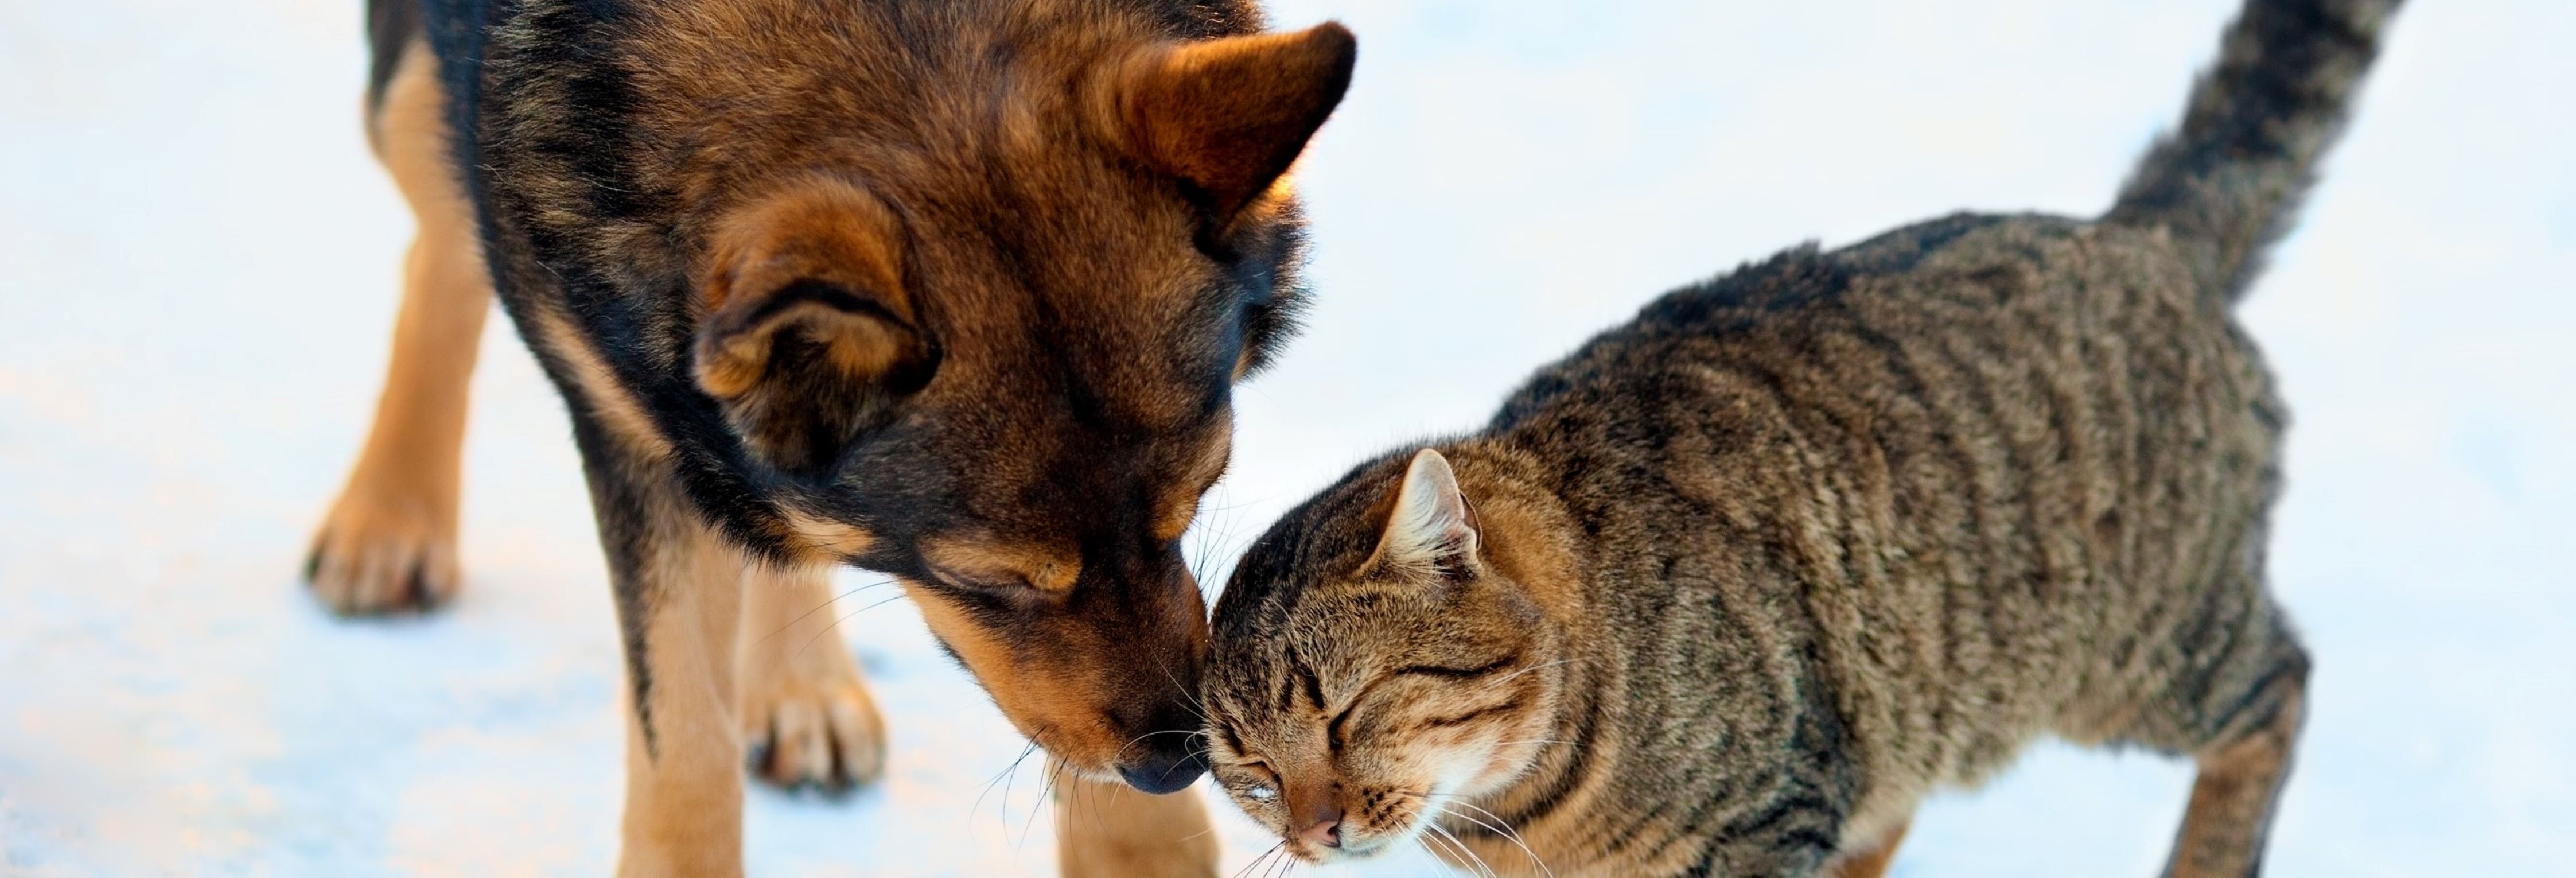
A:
[736,562,886,791]
[583,453,749,878]
[1053,759,1219,878]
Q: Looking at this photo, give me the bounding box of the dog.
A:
[305,1,1353,873]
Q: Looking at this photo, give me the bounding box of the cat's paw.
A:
[305,486,460,615]
[741,656,887,792]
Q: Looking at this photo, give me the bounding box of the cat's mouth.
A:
[1285,835,1398,865]
[1279,816,1422,864]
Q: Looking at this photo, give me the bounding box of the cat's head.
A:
[1206,448,1563,863]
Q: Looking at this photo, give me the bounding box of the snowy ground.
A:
[2,0,2570,875]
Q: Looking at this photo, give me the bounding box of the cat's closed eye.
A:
[1391,656,1519,681]
[1325,664,1497,747]
[1411,697,1528,732]
[1227,756,1282,801]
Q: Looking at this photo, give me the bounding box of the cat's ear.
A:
[1100,22,1357,223]
[694,178,937,475]
[1368,449,1481,579]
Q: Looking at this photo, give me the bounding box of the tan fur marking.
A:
[1153,418,1232,543]
[905,581,1115,768]
[617,491,749,878]
[919,536,1082,595]
[775,505,875,561]
[526,309,676,461]
[702,176,907,313]
[694,177,914,399]
[735,561,888,790]
[308,40,492,615]
[1051,766,1220,878]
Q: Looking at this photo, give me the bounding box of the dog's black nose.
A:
[1117,745,1208,794]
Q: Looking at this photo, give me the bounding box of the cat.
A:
[1201,0,2399,875]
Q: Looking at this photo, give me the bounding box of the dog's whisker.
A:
[968,740,1041,836]
[789,591,908,662]
[750,580,889,648]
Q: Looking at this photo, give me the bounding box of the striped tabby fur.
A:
[1203,1,2401,875]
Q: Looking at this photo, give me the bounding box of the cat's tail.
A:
[2104,0,2402,303]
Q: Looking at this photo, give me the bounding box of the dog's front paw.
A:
[740,645,886,792]
[305,484,460,615]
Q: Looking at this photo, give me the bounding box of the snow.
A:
[2,0,2569,874]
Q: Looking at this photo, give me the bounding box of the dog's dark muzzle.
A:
[1117,743,1209,794]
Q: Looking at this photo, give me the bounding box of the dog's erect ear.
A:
[1368,449,1481,580]
[695,178,936,475]
[1103,22,1356,222]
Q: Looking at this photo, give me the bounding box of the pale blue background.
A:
[2,0,2568,874]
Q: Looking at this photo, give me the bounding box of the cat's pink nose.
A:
[1297,807,1344,848]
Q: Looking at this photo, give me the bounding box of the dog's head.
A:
[640,6,1356,790]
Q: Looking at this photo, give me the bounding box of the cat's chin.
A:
[1335,840,1400,861]
[1285,836,1399,865]
[1277,818,1437,865]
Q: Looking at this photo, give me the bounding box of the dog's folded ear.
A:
[694,178,936,475]
[1102,21,1357,224]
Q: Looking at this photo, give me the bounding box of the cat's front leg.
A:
[1821,817,1909,878]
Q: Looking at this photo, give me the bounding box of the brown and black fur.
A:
[312,0,1353,874]
[1204,1,2398,875]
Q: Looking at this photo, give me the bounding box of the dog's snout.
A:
[1116,743,1208,794]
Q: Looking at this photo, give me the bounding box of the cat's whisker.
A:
[1410,830,1462,876]
[1263,846,1298,878]
[1433,799,1554,878]
[1380,789,1550,877]
[1421,814,1478,878]
[1426,817,1500,878]
[1473,657,1582,696]
[1414,828,1467,872]
[1227,845,1266,878]
[1229,840,1288,878]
